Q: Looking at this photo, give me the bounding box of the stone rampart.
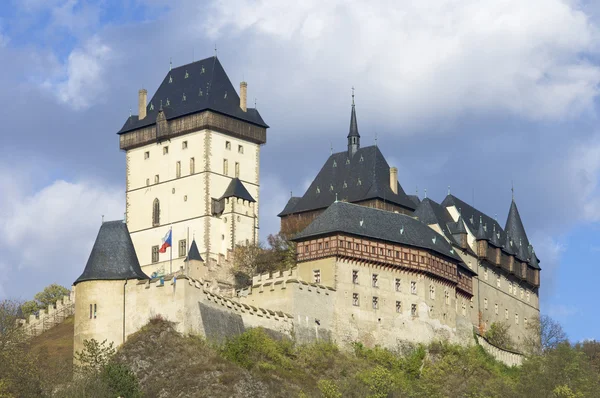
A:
[475,333,524,367]
[20,293,75,337]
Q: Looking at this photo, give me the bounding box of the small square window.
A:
[396,301,402,313]
[444,290,450,305]
[505,309,509,320]
[144,151,150,159]
[182,141,188,149]
[429,285,435,299]
[410,281,417,295]
[352,293,359,306]
[484,298,488,310]
[152,245,159,263]
[190,157,195,174]
[146,178,150,186]
[238,145,244,154]
[395,278,401,292]
[495,304,498,314]
[352,270,358,284]
[411,304,417,316]
[372,274,378,288]
[163,146,169,155]
[178,239,187,258]
[154,175,159,184]
[226,141,231,150]
[313,269,321,284]
[372,296,379,310]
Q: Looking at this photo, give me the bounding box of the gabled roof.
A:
[407,194,421,207]
[505,200,530,249]
[442,194,506,245]
[278,196,301,217]
[185,240,203,262]
[293,202,468,269]
[413,198,457,245]
[74,221,149,285]
[283,145,416,216]
[220,178,256,202]
[118,56,268,134]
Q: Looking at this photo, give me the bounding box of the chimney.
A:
[390,167,398,194]
[240,81,247,112]
[138,89,147,120]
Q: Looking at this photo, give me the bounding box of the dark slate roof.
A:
[407,194,421,207]
[413,198,457,245]
[185,240,203,262]
[505,200,530,249]
[220,178,256,202]
[118,56,268,134]
[283,145,416,216]
[293,202,470,270]
[490,224,502,247]
[74,221,149,285]
[277,196,301,217]
[347,101,360,138]
[448,215,467,235]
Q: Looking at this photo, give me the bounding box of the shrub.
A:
[318,379,342,398]
[75,339,116,374]
[220,328,292,371]
[101,362,142,398]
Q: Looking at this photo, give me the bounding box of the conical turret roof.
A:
[74,221,149,285]
[505,199,530,248]
[185,239,204,262]
[347,97,360,139]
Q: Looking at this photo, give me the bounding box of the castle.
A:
[72,56,539,366]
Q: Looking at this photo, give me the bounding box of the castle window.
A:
[495,304,498,315]
[484,268,488,281]
[347,241,351,249]
[226,141,231,150]
[404,253,408,260]
[146,178,149,186]
[154,175,159,184]
[235,162,240,178]
[144,151,150,159]
[429,285,435,300]
[353,293,359,306]
[484,298,488,310]
[318,243,322,250]
[520,288,524,299]
[333,160,337,168]
[524,317,528,326]
[508,283,513,294]
[505,309,509,320]
[395,251,399,258]
[89,304,92,319]
[526,291,530,302]
[346,158,350,165]
[152,199,160,226]
[411,281,417,295]
[395,278,401,292]
[238,145,244,154]
[396,301,402,313]
[372,296,379,310]
[305,246,309,253]
[313,269,321,284]
[182,141,188,149]
[461,302,466,316]
[513,286,517,296]
[325,242,329,249]
[445,290,450,305]
[371,247,375,254]
[152,245,159,263]
[412,254,416,262]
[352,270,358,284]
[190,158,195,174]
[355,243,360,250]
[176,161,181,178]
[497,277,501,288]
[515,314,519,325]
[93,304,97,319]
[163,146,169,155]
[178,239,186,258]
[223,159,229,175]
[411,304,417,316]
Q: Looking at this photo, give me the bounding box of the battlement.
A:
[238,267,335,298]
[21,292,75,337]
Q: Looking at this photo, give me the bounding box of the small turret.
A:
[184,239,206,279]
[347,88,360,156]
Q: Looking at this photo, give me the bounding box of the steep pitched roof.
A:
[347,101,360,138]
[220,178,255,202]
[505,200,530,248]
[118,56,268,134]
[277,196,301,217]
[293,202,467,268]
[185,240,203,262]
[413,198,457,245]
[407,194,421,207]
[74,221,149,285]
[284,145,416,215]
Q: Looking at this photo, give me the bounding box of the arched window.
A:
[152,199,160,226]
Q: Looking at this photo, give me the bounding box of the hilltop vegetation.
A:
[1,298,600,397]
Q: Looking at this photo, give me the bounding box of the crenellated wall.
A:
[475,333,524,367]
[19,293,75,337]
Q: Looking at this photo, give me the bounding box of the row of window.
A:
[483,267,531,302]
[145,158,196,187]
[151,239,188,263]
[483,298,529,325]
[144,141,244,160]
[223,159,240,177]
[348,271,451,302]
[352,294,419,315]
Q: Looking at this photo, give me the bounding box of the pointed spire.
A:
[476,217,487,240]
[185,240,203,262]
[505,198,530,248]
[347,87,360,156]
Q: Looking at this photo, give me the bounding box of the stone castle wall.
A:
[19,292,74,337]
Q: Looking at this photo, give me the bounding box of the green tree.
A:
[101,362,142,398]
[75,339,116,375]
[34,283,70,309]
[485,321,515,351]
[20,300,39,319]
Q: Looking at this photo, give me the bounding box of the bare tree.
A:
[523,315,567,356]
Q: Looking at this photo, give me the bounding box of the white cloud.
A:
[43,36,112,110]
[0,167,123,298]
[567,137,600,222]
[201,0,600,125]
[532,232,566,297]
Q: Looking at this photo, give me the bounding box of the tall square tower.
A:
[117,56,268,276]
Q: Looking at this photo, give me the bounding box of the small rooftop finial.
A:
[330,141,333,155]
[416,186,418,196]
[511,180,514,200]
[352,86,355,106]
[448,185,451,195]
[374,131,378,147]
[169,57,172,71]
[290,190,293,198]
[254,97,257,108]
[129,107,132,117]
[335,193,338,203]
[101,215,104,224]
[459,207,462,216]
[214,44,218,57]
[424,188,427,198]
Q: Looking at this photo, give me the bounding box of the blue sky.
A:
[0,0,598,342]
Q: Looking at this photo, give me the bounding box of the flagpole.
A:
[170,226,173,274]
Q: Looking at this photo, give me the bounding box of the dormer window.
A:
[343,181,347,189]
[185,70,189,78]
[199,88,203,96]
[316,186,320,194]
[169,75,173,83]
[224,91,228,99]
[201,65,205,74]
[149,103,154,111]
[182,93,186,101]
[359,155,364,162]
[329,184,333,191]
[346,159,350,165]
[333,160,337,167]
[166,98,170,106]
[357,178,362,186]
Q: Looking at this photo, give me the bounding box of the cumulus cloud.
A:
[569,138,600,222]
[200,0,600,126]
[42,36,112,110]
[0,166,123,299]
